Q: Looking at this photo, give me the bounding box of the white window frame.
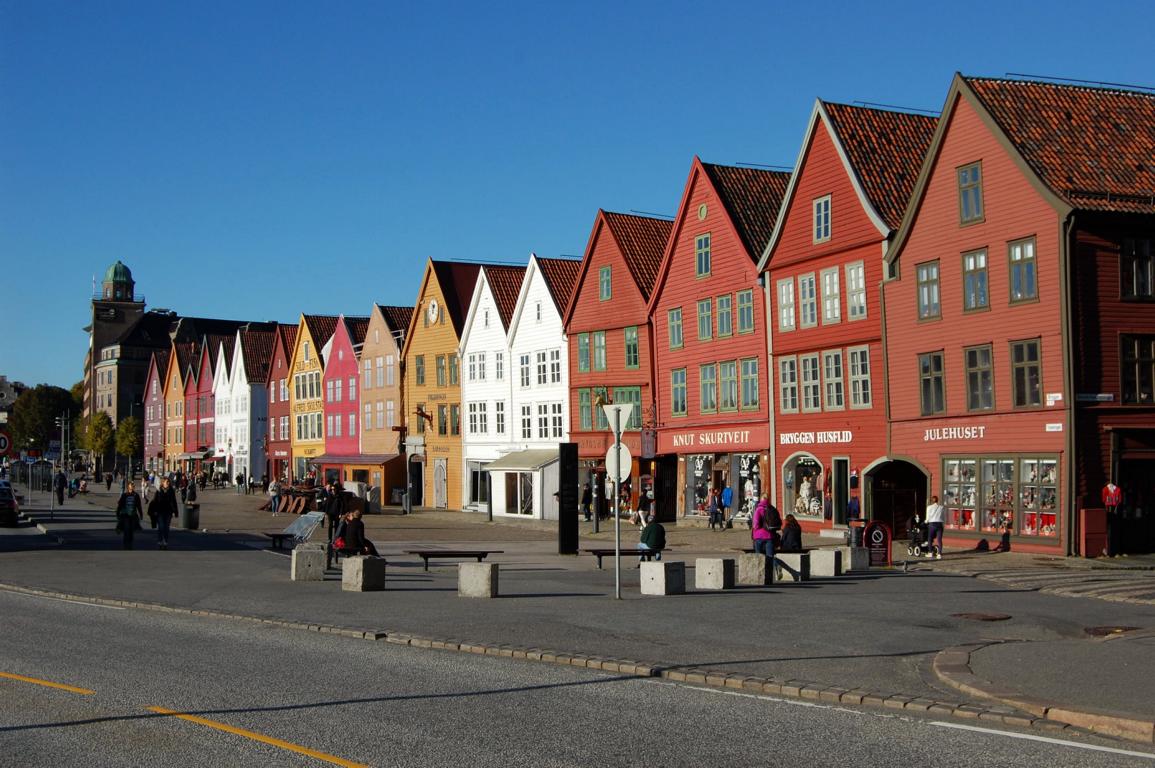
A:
[778,356,798,414]
[549,349,561,383]
[822,349,845,411]
[845,261,866,320]
[813,195,831,243]
[798,273,818,328]
[495,401,505,435]
[848,345,872,409]
[376,400,384,430]
[800,353,821,413]
[821,267,841,324]
[777,278,795,331]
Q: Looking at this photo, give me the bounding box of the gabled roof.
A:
[149,348,171,385]
[344,316,371,347]
[822,102,938,229]
[302,315,340,349]
[205,334,234,377]
[377,305,413,343]
[171,342,198,383]
[964,75,1155,214]
[701,162,791,261]
[602,211,672,299]
[277,323,298,358]
[483,264,527,330]
[536,256,582,314]
[239,329,275,384]
[429,261,484,336]
[115,310,178,348]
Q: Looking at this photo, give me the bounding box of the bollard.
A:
[738,553,773,585]
[458,562,498,598]
[640,561,686,595]
[695,558,736,590]
[342,556,387,591]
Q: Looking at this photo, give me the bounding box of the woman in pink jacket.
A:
[751,495,780,557]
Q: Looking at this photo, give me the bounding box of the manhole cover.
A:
[951,612,1012,622]
[1085,625,1140,637]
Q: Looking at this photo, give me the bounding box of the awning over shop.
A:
[308,453,399,466]
[175,451,213,460]
[484,448,560,472]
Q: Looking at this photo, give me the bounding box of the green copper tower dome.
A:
[101,260,136,301]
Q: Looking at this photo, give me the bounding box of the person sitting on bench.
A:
[638,514,665,561]
[342,508,378,556]
[779,514,803,553]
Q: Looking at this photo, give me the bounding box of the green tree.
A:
[115,415,142,473]
[86,411,114,473]
[8,384,75,453]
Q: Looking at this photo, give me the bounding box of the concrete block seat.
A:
[774,552,810,582]
[290,544,325,582]
[459,562,499,598]
[837,546,869,572]
[695,558,735,590]
[737,552,773,585]
[810,549,843,578]
[342,555,387,592]
[640,561,686,595]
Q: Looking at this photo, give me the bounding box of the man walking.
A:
[151,476,179,549]
[924,495,946,559]
[54,469,67,507]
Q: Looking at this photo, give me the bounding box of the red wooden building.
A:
[883,75,1155,556]
[649,159,788,520]
[760,102,936,536]
[266,323,298,482]
[316,315,371,484]
[564,210,672,519]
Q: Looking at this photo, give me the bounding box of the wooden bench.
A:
[403,549,504,571]
[582,547,664,569]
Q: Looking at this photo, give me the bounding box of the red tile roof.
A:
[822,102,938,230]
[239,329,276,383]
[966,76,1155,214]
[484,264,527,330]
[204,334,234,376]
[602,211,673,300]
[150,349,171,383]
[536,256,582,314]
[279,323,298,357]
[302,315,340,349]
[377,305,413,343]
[702,163,791,260]
[430,261,484,336]
[344,316,371,347]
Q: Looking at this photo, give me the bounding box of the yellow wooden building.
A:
[163,341,195,472]
[288,314,339,482]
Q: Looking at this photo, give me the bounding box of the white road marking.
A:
[931,721,1155,759]
[262,549,290,558]
[4,590,125,610]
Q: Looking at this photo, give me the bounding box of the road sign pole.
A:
[614,407,621,600]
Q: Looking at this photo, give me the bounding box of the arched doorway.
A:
[782,453,824,521]
[433,458,447,509]
[866,459,927,540]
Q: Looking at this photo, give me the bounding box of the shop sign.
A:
[864,520,891,567]
[1076,393,1113,402]
[1045,392,1062,406]
[778,431,852,446]
[1045,423,1063,432]
[922,425,986,442]
[660,424,768,453]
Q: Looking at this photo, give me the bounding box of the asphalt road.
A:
[2,590,1152,768]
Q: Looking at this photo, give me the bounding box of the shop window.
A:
[962,249,989,311]
[980,459,1014,534]
[1122,238,1154,299]
[1009,237,1038,303]
[468,462,490,508]
[1122,334,1155,404]
[1011,339,1042,408]
[736,454,761,519]
[688,454,713,514]
[919,351,945,415]
[958,162,983,224]
[942,459,977,530]
[783,455,823,518]
[965,344,994,411]
[1019,458,1059,536]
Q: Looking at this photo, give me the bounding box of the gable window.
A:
[716,295,733,337]
[483,309,490,328]
[813,195,831,243]
[1123,239,1154,299]
[536,351,548,385]
[697,299,713,340]
[822,349,844,410]
[303,341,310,362]
[549,349,561,383]
[536,301,543,322]
[1121,335,1155,404]
[519,354,531,388]
[668,308,683,349]
[436,355,447,387]
[577,333,590,372]
[777,279,796,331]
[599,266,612,301]
[449,354,459,385]
[779,357,798,413]
[962,249,989,311]
[700,363,717,413]
[919,351,945,415]
[821,268,841,324]
[719,360,738,411]
[800,354,821,412]
[579,389,592,430]
[740,358,758,410]
[958,162,984,224]
[798,273,818,328]
[696,233,712,277]
[737,290,754,333]
[965,344,994,411]
[917,261,941,320]
[592,331,607,370]
[624,327,639,369]
[386,355,395,386]
[671,369,687,416]
[845,262,866,320]
[848,345,872,408]
[478,352,486,382]
[1011,339,1042,408]
[363,359,372,389]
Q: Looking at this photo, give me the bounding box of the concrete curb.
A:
[934,641,1155,744]
[0,580,1084,738]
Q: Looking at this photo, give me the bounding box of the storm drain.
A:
[951,612,1012,622]
[1084,625,1140,637]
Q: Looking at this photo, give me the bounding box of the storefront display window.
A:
[783,455,823,518]
[689,455,712,513]
[737,454,761,519]
[942,455,1058,538]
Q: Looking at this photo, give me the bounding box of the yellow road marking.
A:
[146,707,368,767]
[0,671,95,695]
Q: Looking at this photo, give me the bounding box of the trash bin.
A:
[180,501,200,530]
[848,522,864,547]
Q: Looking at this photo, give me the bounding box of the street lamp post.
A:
[599,397,634,600]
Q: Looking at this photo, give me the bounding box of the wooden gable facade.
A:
[267,323,298,481]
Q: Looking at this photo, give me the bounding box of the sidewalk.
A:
[6,486,1154,744]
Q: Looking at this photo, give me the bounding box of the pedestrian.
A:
[720,483,733,527]
[247,475,255,495]
[115,481,144,550]
[638,514,665,561]
[150,476,179,549]
[324,482,346,539]
[342,507,378,556]
[924,494,946,559]
[53,469,66,507]
[105,472,113,491]
[236,472,245,495]
[186,479,197,504]
[580,483,592,522]
[780,514,803,553]
[707,487,723,531]
[751,494,780,557]
[637,487,653,521]
[268,477,282,516]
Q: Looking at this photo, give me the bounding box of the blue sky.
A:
[2,0,1152,388]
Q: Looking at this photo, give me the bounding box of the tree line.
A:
[6,382,140,473]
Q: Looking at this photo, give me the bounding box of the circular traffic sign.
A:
[604,441,633,484]
[0,430,10,457]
